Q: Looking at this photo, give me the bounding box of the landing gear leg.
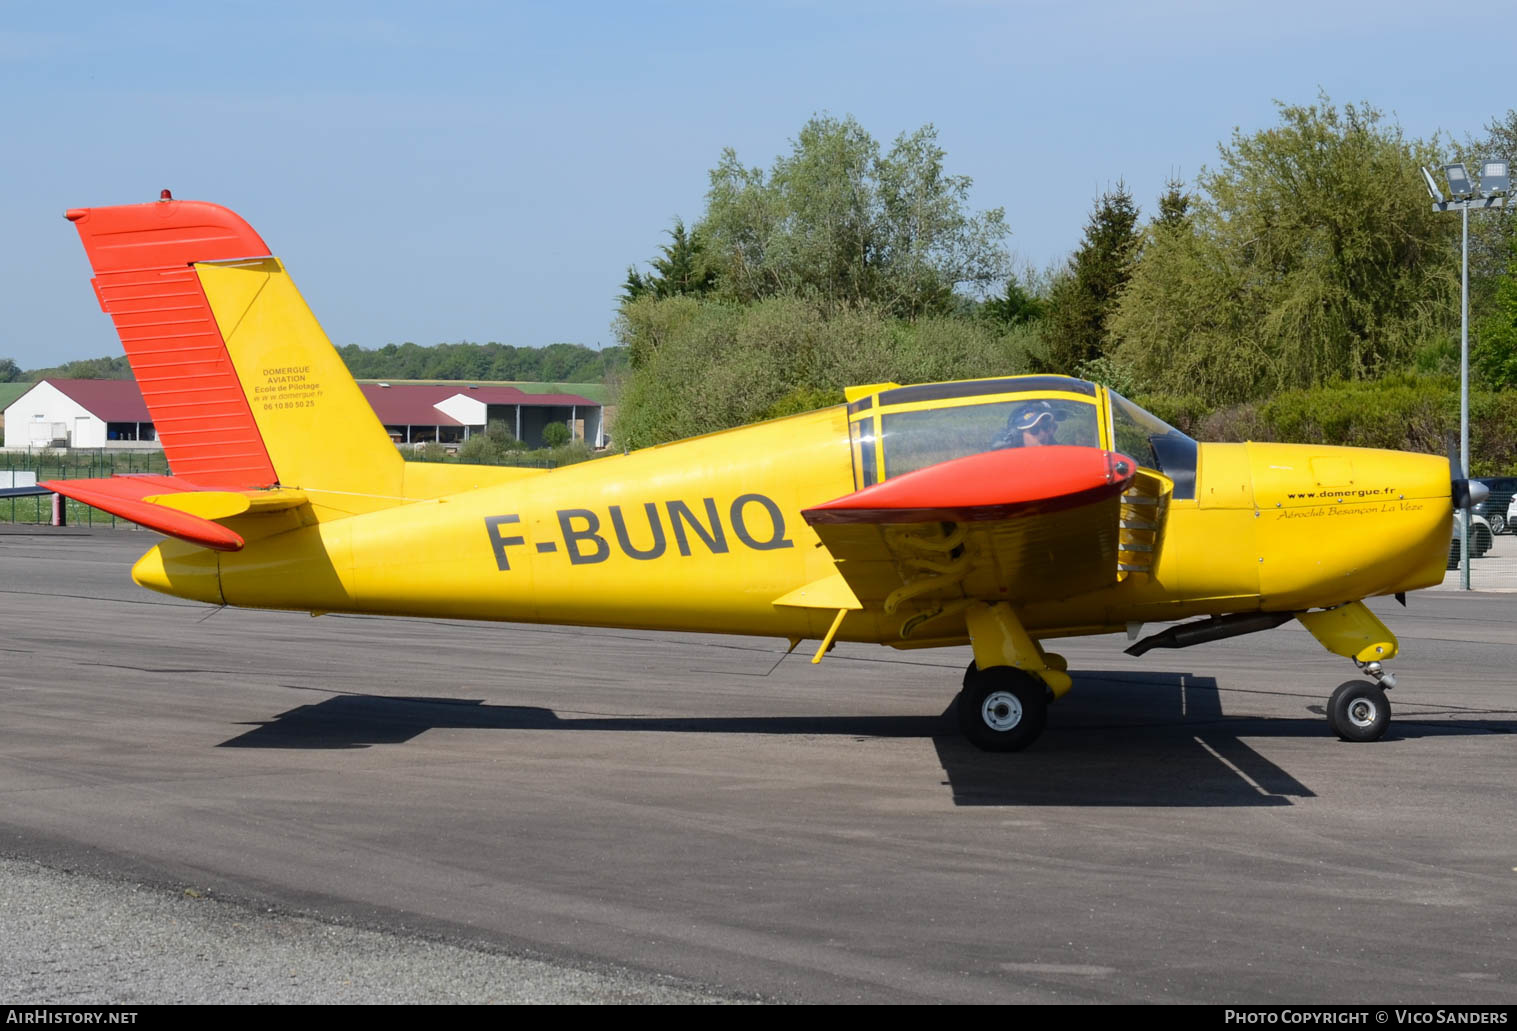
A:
[1297,602,1400,743]
[955,603,1070,752]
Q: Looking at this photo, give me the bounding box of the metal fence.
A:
[0,450,168,528]
[1,449,170,478]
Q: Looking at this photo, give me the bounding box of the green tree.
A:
[697,114,1011,317]
[335,341,624,382]
[622,219,716,303]
[1109,95,1459,405]
[540,422,572,447]
[612,116,1028,447]
[613,294,1037,448]
[1043,183,1141,371]
[23,355,133,380]
[1154,176,1190,230]
[1474,237,1517,389]
[0,358,20,383]
[457,433,508,464]
[978,277,1046,328]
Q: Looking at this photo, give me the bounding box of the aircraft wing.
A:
[798,447,1164,636]
[39,475,308,552]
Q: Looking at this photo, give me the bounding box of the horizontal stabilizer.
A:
[38,476,310,552]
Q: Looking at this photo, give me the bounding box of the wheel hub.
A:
[1347,698,1378,728]
[980,690,1024,731]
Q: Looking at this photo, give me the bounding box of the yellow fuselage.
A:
[136,405,1453,648]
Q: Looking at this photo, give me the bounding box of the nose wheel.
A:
[1327,680,1391,742]
[958,665,1048,752]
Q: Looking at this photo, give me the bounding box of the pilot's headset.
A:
[992,401,1061,448]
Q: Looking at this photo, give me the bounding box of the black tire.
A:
[1327,680,1391,743]
[965,659,1056,703]
[1475,528,1492,557]
[957,666,1048,752]
[1491,514,1507,536]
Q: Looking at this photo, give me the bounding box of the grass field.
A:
[0,383,31,410]
[0,382,33,435]
[0,492,139,528]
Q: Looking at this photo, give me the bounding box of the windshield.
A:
[1108,391,1198,499]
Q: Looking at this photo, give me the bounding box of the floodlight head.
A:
[1444,163,1473,198]
[1481,160,1510,195]
[1421,166,1446,203]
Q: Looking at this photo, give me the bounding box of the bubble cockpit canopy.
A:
[845,376,1198,499]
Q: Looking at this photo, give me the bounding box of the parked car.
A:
[1509,494,1517,531]
[1473,477,1517,535]
[1448,512,1495,569]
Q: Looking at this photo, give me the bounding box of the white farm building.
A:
[2,379,157,451]
[3,378,605,453]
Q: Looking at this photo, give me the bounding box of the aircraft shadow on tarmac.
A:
[218,670,1515,808]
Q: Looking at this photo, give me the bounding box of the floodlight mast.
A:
[1423,162,1509,588]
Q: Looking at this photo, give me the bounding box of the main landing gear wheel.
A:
[1327,680,1391,743]
[958,665,1048,752]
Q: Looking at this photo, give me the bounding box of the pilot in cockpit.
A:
[991,400,1061,449]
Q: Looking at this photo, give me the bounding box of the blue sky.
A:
[2,0,1510,369]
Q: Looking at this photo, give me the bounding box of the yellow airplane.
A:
[48,196,1482,752]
